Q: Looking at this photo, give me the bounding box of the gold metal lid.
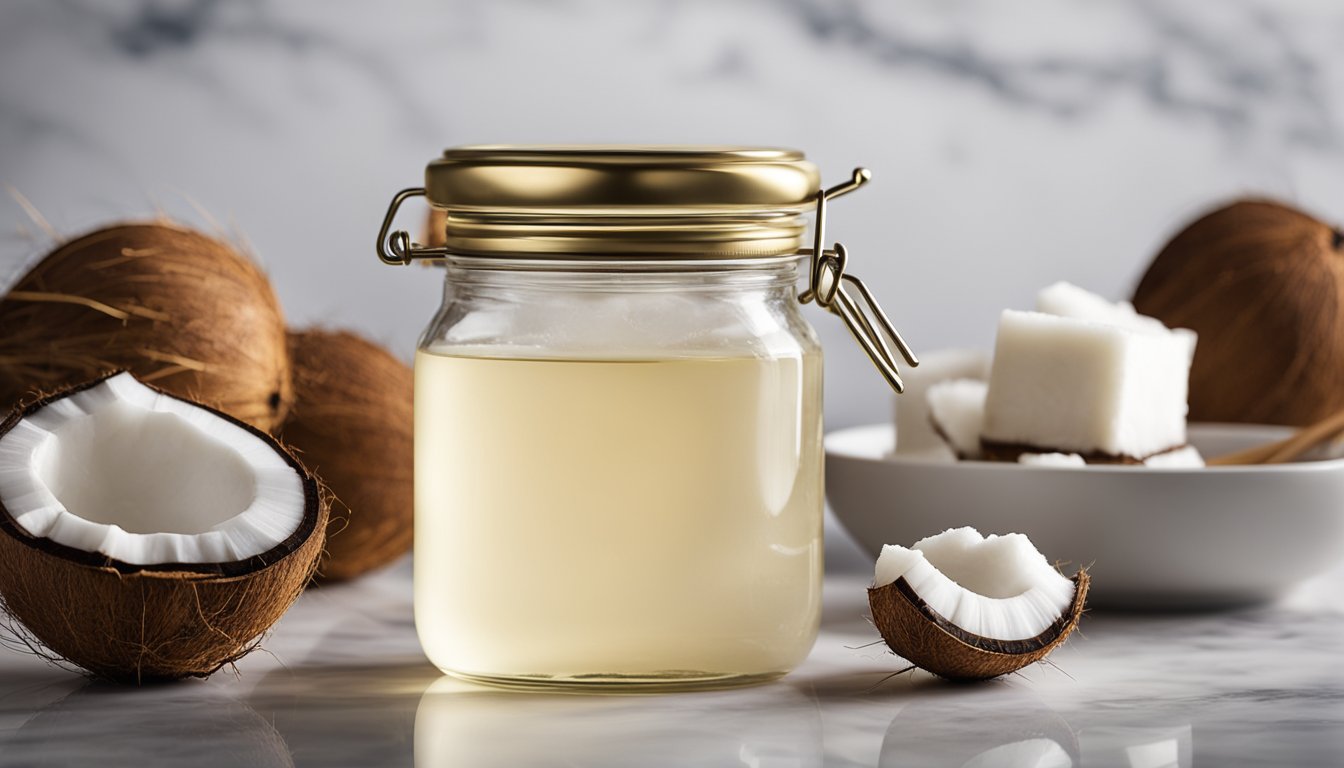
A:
[420,145,820,257]
[426,145,820,213]
[376,150,921,393]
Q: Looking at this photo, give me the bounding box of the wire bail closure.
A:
[798,168,919,393]
[376,188,446,265]
[376,166,918,393]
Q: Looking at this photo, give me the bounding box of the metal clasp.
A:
[376,188,447,265]
[798,169,919,393]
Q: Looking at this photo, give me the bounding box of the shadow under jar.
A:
[377,146,915,691]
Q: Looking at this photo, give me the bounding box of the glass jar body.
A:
[413,257,824,690]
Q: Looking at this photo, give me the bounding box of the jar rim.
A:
[441,253,807,273]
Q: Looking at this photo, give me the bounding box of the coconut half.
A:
[869,527,1088,681]
[0,372,326,683]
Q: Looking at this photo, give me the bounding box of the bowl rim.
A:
[825,422,1344,475]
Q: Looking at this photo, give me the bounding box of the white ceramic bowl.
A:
[826,424,1344,608]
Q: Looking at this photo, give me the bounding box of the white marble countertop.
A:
[1,557,1340,767]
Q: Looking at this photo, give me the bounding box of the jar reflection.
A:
[414,677,823,767]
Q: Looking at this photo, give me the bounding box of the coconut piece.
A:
[926,379,988,460]
[981,310,1194,461]
[0,372,326,683]
[1143,445,1205,468]
[869,527,1087,681]
[1016,447,1204,468]
[1018,452,1087,467]
[0,222,292,432]
[1036,281,1170,334]
[281,329,412,582]
[894,349,990,455]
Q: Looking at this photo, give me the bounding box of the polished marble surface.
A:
[1,557,1340,767]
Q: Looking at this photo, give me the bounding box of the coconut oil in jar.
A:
[415,348,823,687]
[378,146,916,691]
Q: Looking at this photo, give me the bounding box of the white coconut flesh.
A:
[874,527,1075,641]
[0,372,306,565]
[1018,452,1087,467]
[1035,280,1171,334]
[926,379,988,459]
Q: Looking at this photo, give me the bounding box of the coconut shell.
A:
[280,329,412,582]
[0,222,292,431]
[1133,199,1344,426]
[0,375,327,684]
[868,570,1089,681]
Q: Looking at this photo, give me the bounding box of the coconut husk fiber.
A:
[0,221,292,431]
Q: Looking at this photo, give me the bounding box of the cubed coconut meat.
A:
[981,309,1195,460]
[894,349,990,455]
[1143,445,1206,468]
[1018,452,1087,467]
[926,379,989,459]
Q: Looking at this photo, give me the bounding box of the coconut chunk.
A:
[0,373,303,565]
[894,349,990,455]
[982,310,1195,460]
[1018,452,1087,467]
[1036,281,1171,334]
[926,379,988,459]
[1143,445,1205,468]
[873,527,1075,641]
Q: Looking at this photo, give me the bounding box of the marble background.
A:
[2,0,1342,429]
[1,9,1344,763]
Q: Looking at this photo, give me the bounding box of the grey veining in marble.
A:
[1,561,1341,767]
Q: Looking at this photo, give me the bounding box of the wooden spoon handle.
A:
[1208,408,1344,466]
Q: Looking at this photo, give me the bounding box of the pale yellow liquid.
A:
[414,349,823,689]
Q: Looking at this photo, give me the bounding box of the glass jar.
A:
[377,147,914,691]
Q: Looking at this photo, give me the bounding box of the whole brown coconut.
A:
[0,222,292,431]
[1133,200,1344,426]
[281,329,413,582]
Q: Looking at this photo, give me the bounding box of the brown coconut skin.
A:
[868,570,1089,681]
[0,375,327,684]
[0,222,293,432]
[280,329,413,582]
[1133,200,1344,426]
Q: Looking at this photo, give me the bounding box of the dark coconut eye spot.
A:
[268,392,282,412]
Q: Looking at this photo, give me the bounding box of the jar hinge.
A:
[376,188,446,265]
[798,169,919,394]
